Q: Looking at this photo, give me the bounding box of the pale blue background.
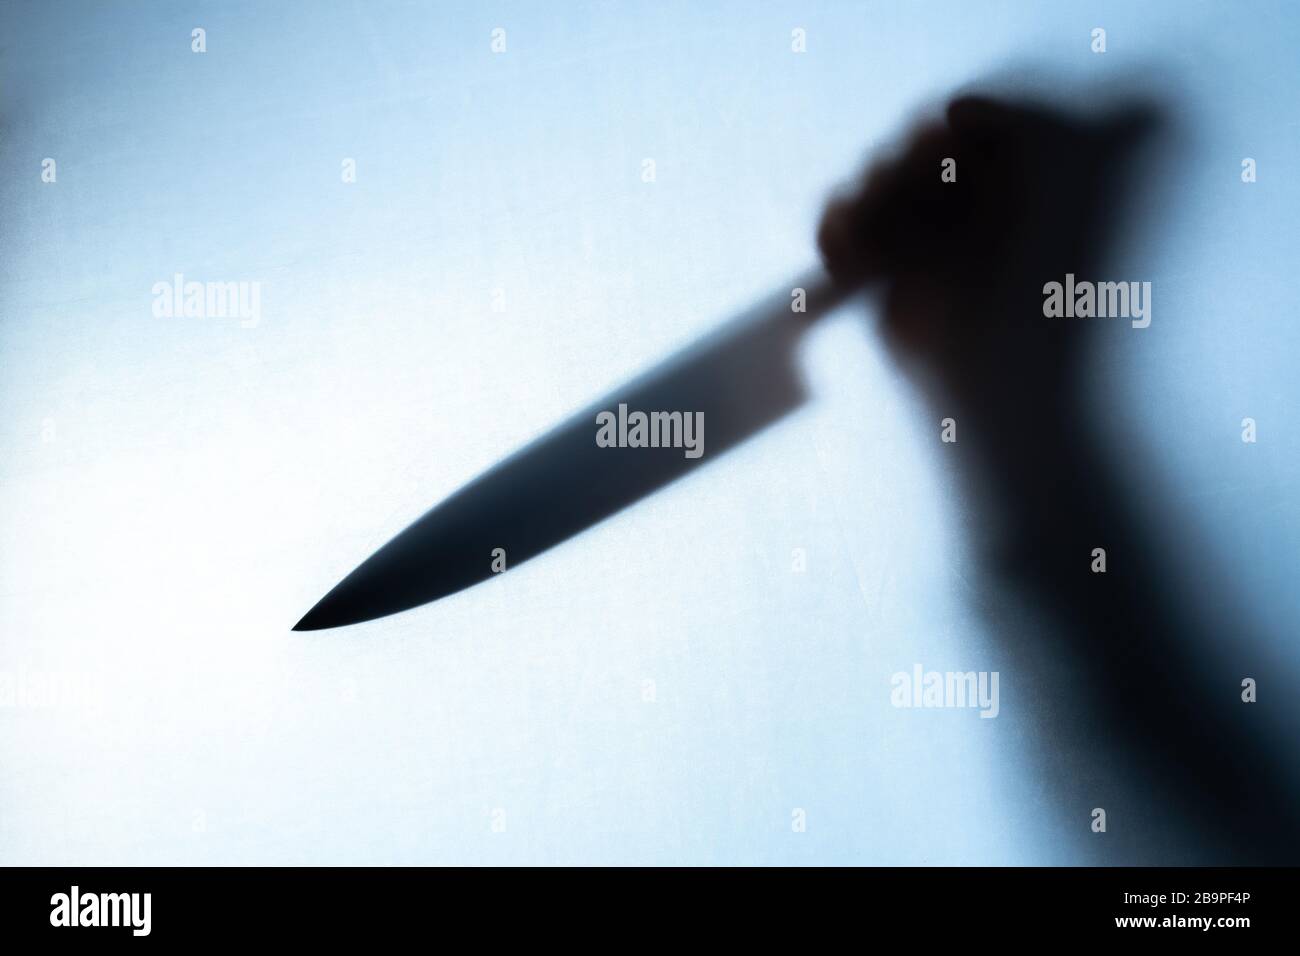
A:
[1,1,1297,864]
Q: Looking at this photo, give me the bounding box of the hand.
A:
[818,94,1159,414]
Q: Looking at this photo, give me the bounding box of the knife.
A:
[293,269,856,630]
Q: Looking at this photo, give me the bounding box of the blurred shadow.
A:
[819,88,1300,863]
[296,75,1299,863]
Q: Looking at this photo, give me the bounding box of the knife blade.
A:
[293,269,852,630]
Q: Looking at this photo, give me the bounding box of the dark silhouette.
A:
[820,93,1300,863]
[296,84,1298,864]
[295,276,851,630]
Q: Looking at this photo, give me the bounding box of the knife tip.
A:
[292,584,375,631]
[292,603,329,632]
